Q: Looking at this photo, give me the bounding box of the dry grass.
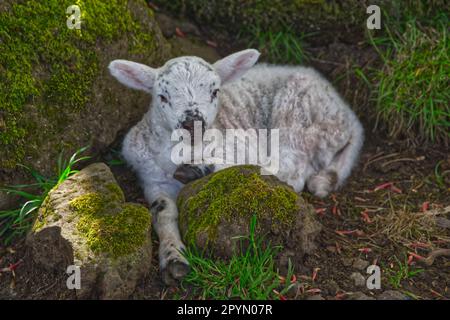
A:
[373,201,450,247]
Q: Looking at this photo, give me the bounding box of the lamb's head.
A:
[108,49,260,135]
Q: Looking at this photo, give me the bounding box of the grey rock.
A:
[341,257,353,267]
[352,258,369,271]
[350,272,366,287]
[377,290,409,300]
[307,295,325,300]
[348,292,376,300]
[26,163,152,299]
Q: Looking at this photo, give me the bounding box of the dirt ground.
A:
[0,11,448,300]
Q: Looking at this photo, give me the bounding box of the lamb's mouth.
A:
[177,114,206,146]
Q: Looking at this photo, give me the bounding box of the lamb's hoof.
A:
[307,170,338,198]
[161,260,190,286]
[173,164,213,184]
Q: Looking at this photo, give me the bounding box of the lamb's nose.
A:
[181,118,206,136]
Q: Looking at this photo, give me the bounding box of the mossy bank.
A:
[154,0,446,38]
[155,0,366,37]
[0,0,170,191]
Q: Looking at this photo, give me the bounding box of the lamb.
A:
[108,49,364,284]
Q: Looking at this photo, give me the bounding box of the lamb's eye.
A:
[211,89,219,100]
[159,95,168,103]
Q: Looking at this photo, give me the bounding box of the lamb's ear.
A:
[213,49,260,84]
[108,60,156,93]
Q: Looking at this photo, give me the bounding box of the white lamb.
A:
[108,49,364,284]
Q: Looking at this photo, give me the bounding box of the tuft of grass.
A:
[246,26,310,65]
[372,195,449,247]
[369,16,449,144]
[181,215,295,300]
[0,147,90,244]
[106,148,125,166]
[386,255,425,289]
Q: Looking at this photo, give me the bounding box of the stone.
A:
[377,290,410,300]
[341,257,353,267]
[350,272,366,287]
[307,295,325,300]
[352,258,369,271]
[26,163,152,299]
[177,165,322,263]
[348,292,376,300]
[321,279,341,296]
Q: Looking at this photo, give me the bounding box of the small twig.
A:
[363,152,399,171]
[420,249,450,266]
[308,57,345,67]
[381,157,424,168]
[35,279,58,294]
[354,205,385,211]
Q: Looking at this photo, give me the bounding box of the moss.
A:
[178,165,299,244]
[105,183,126,203]
[33,196,61,232]
[70,192,151,259]
[0,0,159,169]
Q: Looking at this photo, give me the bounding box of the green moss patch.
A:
[70,191,150,258]
[178,165,300,244]
[33,196,61,232]
[105,182,126,203]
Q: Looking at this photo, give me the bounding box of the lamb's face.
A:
[109,49,260,136]
[154,57,221,135]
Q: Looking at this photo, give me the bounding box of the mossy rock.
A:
[0,0,170,206]
[177,165,322,261]
[26,163,152,299]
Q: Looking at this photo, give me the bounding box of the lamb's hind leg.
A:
[306,169,338,198]
[307,122,364,197]
[150,195,190,285]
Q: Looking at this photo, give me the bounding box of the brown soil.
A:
[0,10,448,300]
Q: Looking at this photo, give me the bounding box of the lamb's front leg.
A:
[150,193,190,285]
[173,164,215,184]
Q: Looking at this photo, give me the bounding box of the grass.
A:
[386,255,425,289]
[368,14,449,144]
[106,148,125,166]
[246,26,310,65]
[0,147,90,245]
[181,215,295,300]
[372,195,448,248]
